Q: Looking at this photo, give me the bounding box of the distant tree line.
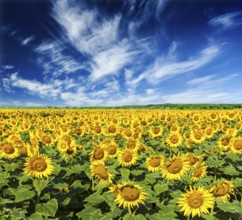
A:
[1,104,242,110]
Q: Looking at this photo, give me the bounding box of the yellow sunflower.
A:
[161,155,190,181]
[0,141,20,159]
[109,182,147,210]
[90,146,107,163]
[118,149,138,167]
[230,137,242,154]
[209,180,235,202]
[190,130,206,144]
[149,125,163,138]
[90,161,113,184]
[145,155,165,172]
[177,186,215,218]
[191,162,207,182]
[166,132,183,148]
[23,154,54,178]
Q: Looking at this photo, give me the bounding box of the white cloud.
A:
[35,41,84,78]
[187,75,215,85]
[133,45,220,85]
[162,73,242,103]
[4,73,62,99]
[21,36,34,46]
[90,41,136,80]
[2,65,14,70]
[209,11,242,30]
[52,0,120,56]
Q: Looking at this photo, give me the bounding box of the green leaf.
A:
[123,213,146,220]
[153,183,168,195]
[84,193,105,205]
[131,169,144,176]
[120,168,130,181]
[14,188,35,203]
[0,198,13,205]
[36,198,58,217]
[234,178,242,188]
[222,166,240,176]
[206,157,221,167]
[33,179,49,196]
[216,200,242,214]
[76,207,103,219]
[0,172,8,188]
[29,213,43,220]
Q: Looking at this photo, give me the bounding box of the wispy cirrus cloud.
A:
[128,45,220,86]
[3,73,62,99]
[21,36,34,46]
[209,11,242,30]
[35,41,84,78]
[162,73,242,103]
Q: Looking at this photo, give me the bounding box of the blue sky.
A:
[1,0,242,107]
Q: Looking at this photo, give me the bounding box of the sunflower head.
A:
[109,182,147,209]
[118,149,138,167]
[24,154,54,178]
[209,180,235,202]
[146,155,165,172]
[161,155,190,181]
[178,186,215,218]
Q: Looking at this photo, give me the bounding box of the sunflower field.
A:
[1,109,242,220]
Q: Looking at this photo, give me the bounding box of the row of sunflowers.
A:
[0,109,242,219]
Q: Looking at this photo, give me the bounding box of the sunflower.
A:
[209,180,235,202]
[24,154,54,178]
[90,161,113,184]
[161,155,190,181]
[177,186,215,218]
[230,137,242,154]
[217,135,232,153]
[190,130,205,144]
[90,146,107,163]
[149,125,163,138]
[166,132,183,148]
[185,153,202,166]
[145,155,165,172]
[109,182,147,210]
[103,140,119,158]
[0,141,20,159]
[118,149,138,167]
[191,162,207,182]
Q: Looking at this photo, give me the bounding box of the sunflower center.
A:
[125,130,132,137]
[152,127,160,134]
[167,158,182,174]
[213,183,230,196]
[194,132,202,140]
[108,145,117,155]
[122,152,133,162]
[32,159,47,172]
[188,193,203,208]
[60,143,67,149]
[206,129,212,135]
[149,157,161,167]
[188,155,198,165]
[93,147,104,160]
[193,166,203,177]
[94,126,101,133]
[120,186,140,201]
[108,126,116,133]
[170,135,179,144]
[221,138,230,146]
[43,136,51,144]
[74,129,82,136]
[127,141,136,149]
[233,140,242,150]
[3,143,15,154]
[94,165,108,179]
